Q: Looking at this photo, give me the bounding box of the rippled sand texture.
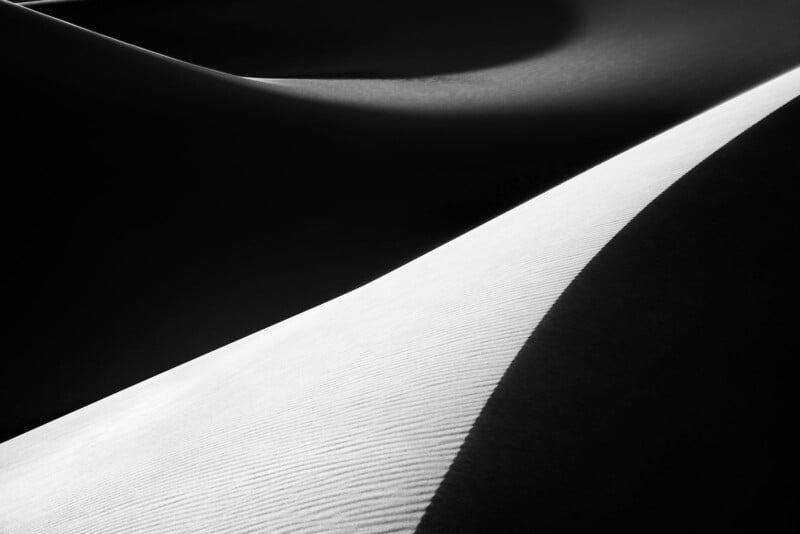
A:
[1,53,798,533]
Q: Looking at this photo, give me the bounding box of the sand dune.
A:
[18,0,574,78]
[254,0,800,112]
[19,0,800,112]
[420,84,800,534]
[2,2,799,530]
[2,62,797,533]
[8,0,800,444]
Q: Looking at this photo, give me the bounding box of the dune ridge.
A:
[11,0,800,447]
[418,90,800,534]
[15,0,800,112]
[2,61,798,533]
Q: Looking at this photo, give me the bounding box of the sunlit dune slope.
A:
[1,63,797,533]
[6,0,800,444]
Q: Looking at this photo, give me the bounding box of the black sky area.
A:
[2,0,799,448]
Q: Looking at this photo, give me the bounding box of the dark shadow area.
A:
[1,0,799,443]
[22,0,575,77]
[417,98,799,532]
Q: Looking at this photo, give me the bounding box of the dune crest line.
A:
[1,67,799,533]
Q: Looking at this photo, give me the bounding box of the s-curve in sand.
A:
[2,67,799,533]
[17,0,800,113]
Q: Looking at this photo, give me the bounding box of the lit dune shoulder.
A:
[1,63,798,534]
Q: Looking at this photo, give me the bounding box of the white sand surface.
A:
[1,64,798,533]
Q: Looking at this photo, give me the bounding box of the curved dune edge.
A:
[2,68,799,533]
[2,0,245,84]
[16,0,576,79]
[15,0,800,113]
[10,0,797,447]
[251,0,800,113]
[418,93,800,533]
[163,0,800,113]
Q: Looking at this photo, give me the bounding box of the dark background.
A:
[2,0,799,449]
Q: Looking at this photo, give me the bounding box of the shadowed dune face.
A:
[418,96,800,534]
[0,66,797,533]
[2,0,800,444]
[18,0,800,113]
[251,0,800,111]
[23,0,575,77]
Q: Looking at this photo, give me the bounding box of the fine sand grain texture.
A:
[2,62,798,533]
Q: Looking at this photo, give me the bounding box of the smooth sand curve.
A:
[2,65,798,533]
